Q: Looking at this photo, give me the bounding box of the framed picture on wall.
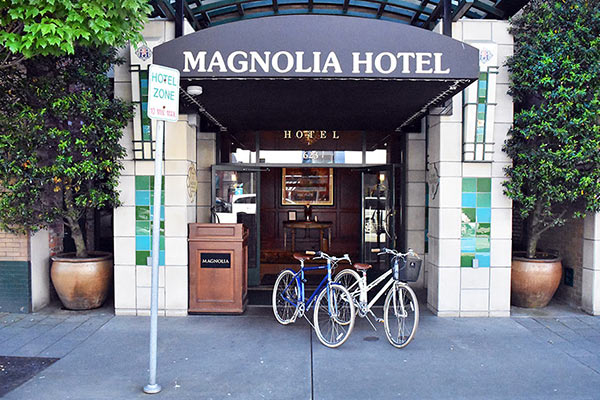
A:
[288,210,297,221]
[282,168,334,206]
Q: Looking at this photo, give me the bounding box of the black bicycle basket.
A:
[398,256,422,282]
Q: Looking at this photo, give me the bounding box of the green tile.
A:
[461,253,475,267]
[462,208,476,223]
[477,178,491,193]
[461,223,476,238]
[477,223,491,237]
[462,178,477,193]
[136,206,150,221]
[160,236,165,251]
[149,176,166,190]
[149,191,165,205]
[150,222,165,235]
[136,251,150,266]
[135,176,150,190]
[477,193,491,207]
[476,237,490,252]
[136,221,151,236]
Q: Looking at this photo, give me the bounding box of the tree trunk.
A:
[526,232,540,259]
[66,217,88,258]
[526,202,543,259]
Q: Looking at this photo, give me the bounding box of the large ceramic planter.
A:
[51,252,113,310]
[511,252,562,308]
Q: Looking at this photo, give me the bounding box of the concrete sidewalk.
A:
[1,300,600,399]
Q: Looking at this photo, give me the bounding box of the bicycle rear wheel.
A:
[383,283,419,348]
[272,270,299,325]
[313,284,355,348]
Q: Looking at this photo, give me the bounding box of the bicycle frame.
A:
[281,258,338,314]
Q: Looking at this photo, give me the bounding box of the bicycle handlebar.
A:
[372,247,420,259]
[305,250,351,263]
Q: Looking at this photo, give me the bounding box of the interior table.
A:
[283,221,332,252]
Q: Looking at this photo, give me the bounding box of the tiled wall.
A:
[135,176,165,267]
[461,177,491,268]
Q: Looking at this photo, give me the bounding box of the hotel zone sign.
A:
[147,64,180,122]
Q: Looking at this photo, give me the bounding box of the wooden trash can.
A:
[188,223,248,313]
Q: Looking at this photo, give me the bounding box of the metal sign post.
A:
[143,64,180,395]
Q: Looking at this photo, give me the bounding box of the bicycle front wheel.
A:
[272,270,299,325]
[383,283,419,348]
[313,284,355,348]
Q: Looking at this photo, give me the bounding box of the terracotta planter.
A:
[511,252,562,308]
[51,252,113,310]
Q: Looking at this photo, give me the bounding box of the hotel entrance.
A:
[211,130,404,299]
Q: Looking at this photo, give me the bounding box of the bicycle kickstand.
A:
[365,310,380,331]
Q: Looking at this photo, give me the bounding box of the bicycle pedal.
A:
[377,318,384,323]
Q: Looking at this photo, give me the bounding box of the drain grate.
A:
[0,356,59,397]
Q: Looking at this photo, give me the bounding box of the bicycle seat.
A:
[293,253,312,262]
[353,263,372,271]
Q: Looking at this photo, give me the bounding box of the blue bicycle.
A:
[272,251,356,348]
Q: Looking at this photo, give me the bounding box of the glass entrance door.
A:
[212,165,263,286]
[360,166,398,267]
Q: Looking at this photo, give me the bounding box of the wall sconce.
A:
[379,172,386,183]
[187,85,203,95]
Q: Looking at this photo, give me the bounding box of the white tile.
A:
[187,205,197,224]
[142,20,168,40]
[165,207,188,237]
[165,176,188,206]
[165,161,190,176]
[490,268,511,311]
[407,170,426,183]
[437,239,461,267]
[496,45,514,84]
[582,269,600,315]
[437,162,461,177]
[463,21,492,41]
[435,310,460,317]
[584,214,600,240]
[451,21,463,41]
[114,237,136,265]
[439,208,462,239]
[491,162,511,179]
[166,266,188,310]
[136,161,163,176]
[165,122,189,160]
[407,139,426,171]
[489,311,510,317]
[166,310,188,317]
[136,265,165,288]
[438,177,462,208]
[121,161,135,176]
[136,287,165,309]
[583,239,600,271]
[461,268,490,289]
[460,289,489,311]
[407,183,426,207]
[197,140,216,167]
[114,265,136,309]
[197,169,211,184]
[406,231,425,255]
[165,237,188,265]
[460,311,489,317]
[117,175,135,206]
[492,21,512,45]
[115,308,137,316]
[491,208,512,239]
[462,163,492,178]
[439,123,462,162]
[491,178,512,208]
[196,206,211,223]
[114,81,132,103]
[406,206,426,230]
[427,262,438,307]
[440,93,463,124]
[113,48,131,82]
[438,268,460,311]
[187,127,197,162]
[113,206,135,237]
[119,122,134,161]
[197,181,211,207]
[494,84,514,124]
[490,239,512,267]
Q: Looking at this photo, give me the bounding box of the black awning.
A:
[154,15,479,131]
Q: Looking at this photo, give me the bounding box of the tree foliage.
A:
[503,0,600,258]
[0,47,132,257]
[0,0,152,68]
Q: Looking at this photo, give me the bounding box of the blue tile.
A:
[476,253,490,268]
[136,236,151,251]
[476,207,491,223]
[149,206,165,221]
[135,190,151,206]
[462,193,476,208]
[160,250,165,266]
[461,238,476,253]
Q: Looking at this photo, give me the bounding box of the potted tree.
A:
[503,0,600,307]
[0,47,132,309]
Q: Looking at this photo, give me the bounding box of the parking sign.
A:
[147,64,180,122]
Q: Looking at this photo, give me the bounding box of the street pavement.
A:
[1,298,600,399]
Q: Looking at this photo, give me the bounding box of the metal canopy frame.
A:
[150,0,523,32]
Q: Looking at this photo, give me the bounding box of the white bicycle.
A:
[334,247,421,348]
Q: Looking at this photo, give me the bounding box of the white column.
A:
[582,213,600,315]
